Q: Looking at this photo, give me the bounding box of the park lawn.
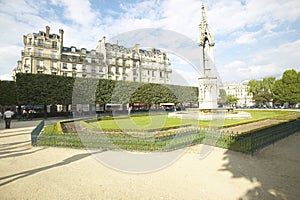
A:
[89,115,200,131]
[87,110,299,131]
[223,110,300,127]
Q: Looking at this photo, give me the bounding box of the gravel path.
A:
[0,122,299,199]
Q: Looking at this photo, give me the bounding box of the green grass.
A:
[87,110,299,131]
[37,110,300,152]
[89,115,197,131]
[223,110,299,127]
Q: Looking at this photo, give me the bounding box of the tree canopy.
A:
[13,73,197,107]
[247,77,275,104]
[0,80,18,106]
[273,69,300,105]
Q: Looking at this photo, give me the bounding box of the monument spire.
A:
[201,3,207,27]
[198,3,218,109]
[199,3,214,47]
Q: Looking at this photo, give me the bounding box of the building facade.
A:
[13,26,172,83]
[220,80,254,107]
[96,36,171,83]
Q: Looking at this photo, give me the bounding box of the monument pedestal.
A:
[198,76,218,109]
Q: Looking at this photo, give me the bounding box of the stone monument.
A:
[198,4,218,109]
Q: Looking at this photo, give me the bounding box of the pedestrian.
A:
[128,106,132,116]
[4,108,14,129]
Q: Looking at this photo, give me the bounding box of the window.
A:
[72,73,77,77]
[148,70,150,75]
[133,69,137,76]
[37,60,43,67]
[108,66,112,73]
[51,61,57,69]
[82,65,86,71]
[116,67,119,74]
[27,48,32,56]
[62,56,68,61]
[51,51,57,58]
[122,68,126,75]
[160,71,163,78]
[108,76,112,79]
[152,70,155,77]
[72,64,76,70]
[63,73,67,77]
[116,76,119,80]
[63,63,67,69]
[38,39,43,46]
[28,38,32,45]
[99,67,103,72]
[25,59,30,67]
[133,77,137,82]
[91,66,96,73]
[71,47,76,52]
[82,74,87,78]
[37,71,43,74]
[72,57,77,62]
[51,72,57,75]
[37,49,43,56]
[52,41,57,49]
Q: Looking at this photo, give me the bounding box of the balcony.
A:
[26,42,59,49]
[22,51,59,59]
[36,65,45,70]
[51,67,58,71]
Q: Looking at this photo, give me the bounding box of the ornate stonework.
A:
[198,4,218,109]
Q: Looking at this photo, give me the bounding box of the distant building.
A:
[220,80,254,107]
[96,36,171,83]
[13,26,172,84]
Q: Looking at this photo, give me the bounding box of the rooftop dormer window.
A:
[71,47,76,52]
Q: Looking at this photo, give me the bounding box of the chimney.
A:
[46,26,50,37]
[134,44,140,52]
[59,29,64,39]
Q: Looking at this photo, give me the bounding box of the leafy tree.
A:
[16,73,74,117]
[226,94,238,106]
[129,83,178,110]
[273,69,300,105]
[218,89,226,106]
[0,81,18,106]
[247,77,275,105]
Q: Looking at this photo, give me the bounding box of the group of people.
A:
[0,108,14,129]
[22,109,34,120]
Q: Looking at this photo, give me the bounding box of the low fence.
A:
[35,119,300,154]
[31,120,45,146]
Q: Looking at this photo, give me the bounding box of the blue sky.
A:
[0,0,299,85]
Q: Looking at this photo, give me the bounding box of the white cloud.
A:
[235,31,258,44]
[219,39,300,82]
[50,0,99,27]
[170,69,198,86]
[0,0,300,83]
[0,74,13,81]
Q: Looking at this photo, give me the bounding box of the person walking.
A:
[4,108,14,128]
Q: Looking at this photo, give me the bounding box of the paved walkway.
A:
[0,119,299,199]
